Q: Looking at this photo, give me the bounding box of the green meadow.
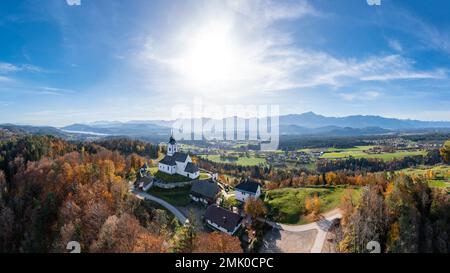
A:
[397,165,450,189]
[320,146,426,161]
[264,186,361,224]
[200,154,267,166]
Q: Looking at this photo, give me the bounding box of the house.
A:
[234,179,262,202]
[190,180,220,205]
[139,162,150,177]
[158,135,199,179]
[204,205,242,235]
[137,175,154,191]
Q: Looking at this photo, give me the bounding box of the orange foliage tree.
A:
[193,232,242,253]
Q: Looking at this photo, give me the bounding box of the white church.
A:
[158,135,200,179]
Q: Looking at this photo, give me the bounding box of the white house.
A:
[204,205,242,235]
[138,176,154,191]
[234,179,262,202]
[158,135,200,179]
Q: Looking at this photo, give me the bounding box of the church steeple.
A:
[167,131,178,156]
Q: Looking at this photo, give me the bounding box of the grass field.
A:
[200,154,267,166]
[151,167,209,182]
[264,186,361,224]
[428,180,450,189]
[199,173,210,180]
[327,145,375,152]
[149,166,158,175]
[397,165,450,189]
[154,171,193,182]
[320,146,426,161]
[398,165,450,177]
[297,146,374,153]
[147,186,191,206]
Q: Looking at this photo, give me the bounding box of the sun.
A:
[176,22,240,87]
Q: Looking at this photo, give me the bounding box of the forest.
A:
[338,175,450,253]
[1,130,449,253]
[0,133,242,253]
[198,148,442,189]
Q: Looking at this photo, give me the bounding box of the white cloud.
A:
[0,75,13,82]
[0,62,19,73]
[388,39,403,52]
[226,0,318,26]
[339,91,380,101]
[40,86,75,94]
[0,61,45,74]
[377,6,450,56]
[133,1,448,103]
[360,70,446,81]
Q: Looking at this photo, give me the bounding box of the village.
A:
[133,135,265,250]
[130,132,448,253]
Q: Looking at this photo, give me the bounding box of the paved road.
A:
[260,211,342,253]
[131,188,189,225]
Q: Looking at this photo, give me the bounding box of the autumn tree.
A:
[90,213,167,253]
[339,184,388,253]
[170,223,197,253]
[0,135,179,253]
[244,197,267,219]
[193,232,242,253]
[305,194,321,216]
[384,176,433,253]
[0,170,6,203]
[243,197,267,247]
[337,174,450,253]
[325,172,338,185]
[0,206,14,252]
[440,140,450,163]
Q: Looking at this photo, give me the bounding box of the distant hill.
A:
[0,124,68,138]
[279,112,450,129]
[0,124,107,141]
[3,112,450,141]
[279,124,392,136]
[62,122,170,137]
[61,112,450,138]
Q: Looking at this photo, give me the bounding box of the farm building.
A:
[235,179,262,202]
[190,180,220,205]
[204,205,242,235]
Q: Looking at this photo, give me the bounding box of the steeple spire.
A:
[167,131,177,156]
[169,130,176,145]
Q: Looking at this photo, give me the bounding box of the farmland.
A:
[264,186,361,224]
[147,186,192,206]
[397,165,450,189]
[319,146,427,161]
[200,154,267,166]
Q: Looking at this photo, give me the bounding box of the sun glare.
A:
[177,22,240,87]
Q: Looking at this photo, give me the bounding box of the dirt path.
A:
[260,209,342,253]
[132,188,189,225]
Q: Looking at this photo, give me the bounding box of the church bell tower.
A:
[167,132,178,156]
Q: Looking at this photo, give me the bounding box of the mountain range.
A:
[2,112,450,140]
[280,112,450,129]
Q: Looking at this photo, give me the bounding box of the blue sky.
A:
[1,0,450,126]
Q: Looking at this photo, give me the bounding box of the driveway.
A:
[259,209,342,253]
[132,188,189,225]
[260,229,317,253]
[177,204,208,232]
